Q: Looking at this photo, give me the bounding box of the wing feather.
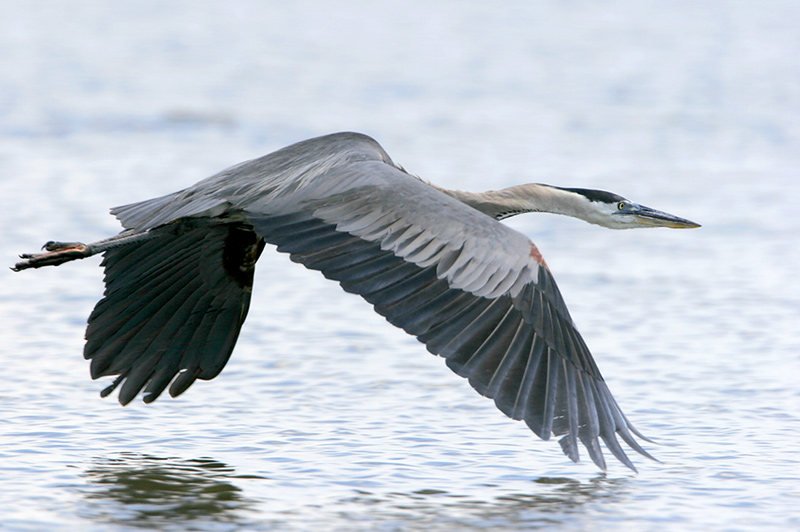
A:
[248,204,649,469]
[482,321,533,400]
[85,220,262,404]
[384,289,472,336]
[457,306,520,380]
[511,334,548,421]
[440,299,515,365]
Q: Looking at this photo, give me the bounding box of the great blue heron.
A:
[14,132,699,471]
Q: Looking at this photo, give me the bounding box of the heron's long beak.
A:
[631,205,701,228]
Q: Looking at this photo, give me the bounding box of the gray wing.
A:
[237,137,649,470]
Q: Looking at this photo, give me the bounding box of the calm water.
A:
[2,2,799,531]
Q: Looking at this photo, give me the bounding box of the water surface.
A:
[1,2,799,531]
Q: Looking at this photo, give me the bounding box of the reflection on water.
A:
[334,475,629,531]
[80,453,262,530]
[77,453,628,531]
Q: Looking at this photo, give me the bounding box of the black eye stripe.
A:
[554,186,627,204]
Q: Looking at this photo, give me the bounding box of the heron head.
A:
[558,187,701,230]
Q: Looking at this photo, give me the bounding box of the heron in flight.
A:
[14,132,699,471]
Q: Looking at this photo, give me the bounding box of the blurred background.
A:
[1,1,798,531]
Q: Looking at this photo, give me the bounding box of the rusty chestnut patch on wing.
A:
[530,243,548,269]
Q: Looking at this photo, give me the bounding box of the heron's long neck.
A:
[442,184,589,221]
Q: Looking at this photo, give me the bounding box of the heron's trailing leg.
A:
[13,230,155,271]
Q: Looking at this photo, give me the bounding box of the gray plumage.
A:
[14,131,699,471]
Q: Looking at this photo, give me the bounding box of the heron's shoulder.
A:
[252,131,395,171]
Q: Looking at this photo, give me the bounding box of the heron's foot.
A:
[12,241,91,271]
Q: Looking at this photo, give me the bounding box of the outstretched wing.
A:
[230,139,651,470]
[84,219,264,405]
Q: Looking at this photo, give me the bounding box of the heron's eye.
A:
[617,202,626,210]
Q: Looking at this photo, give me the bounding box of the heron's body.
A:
[14,132,699,471]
